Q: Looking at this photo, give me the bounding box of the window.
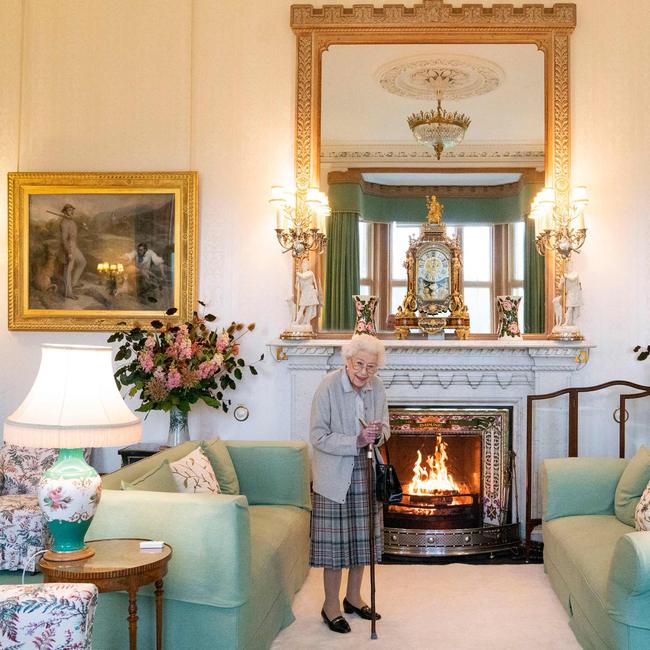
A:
[359,220,526,333]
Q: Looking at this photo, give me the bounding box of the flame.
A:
[407,434,464,495]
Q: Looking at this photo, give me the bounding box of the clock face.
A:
[416,247,451,304]
[233,405,249,422]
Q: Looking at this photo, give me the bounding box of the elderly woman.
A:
[309,333,389,633]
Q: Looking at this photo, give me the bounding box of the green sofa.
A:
[542,457,650,649]
[87,440,311,650]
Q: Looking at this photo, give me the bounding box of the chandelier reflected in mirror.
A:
[377,54,503,160]
[408,96,471,160]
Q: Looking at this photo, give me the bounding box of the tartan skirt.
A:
[310,452,383,569]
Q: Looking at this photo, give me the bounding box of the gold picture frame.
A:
[8,171,198,331]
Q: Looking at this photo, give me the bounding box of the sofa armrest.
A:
[542,457,628,521]
[87,490,251,608]
[225,441,311,509]
[607,531,650,627]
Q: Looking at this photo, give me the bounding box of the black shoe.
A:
[321,609,351,633]
[343,598,381,620]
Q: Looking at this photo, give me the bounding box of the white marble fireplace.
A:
[269,339,593,537]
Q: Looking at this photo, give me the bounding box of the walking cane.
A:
[366,440,378,640]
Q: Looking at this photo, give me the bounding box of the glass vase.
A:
[353,295,379,336]
[496,295,523,340]
[167,406,190,447]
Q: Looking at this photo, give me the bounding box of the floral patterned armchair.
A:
[0,583,98,649]
[0,445,90,572]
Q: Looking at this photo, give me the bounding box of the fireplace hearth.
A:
[383,407,520,557]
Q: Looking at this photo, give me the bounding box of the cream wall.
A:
[0,0,648,471]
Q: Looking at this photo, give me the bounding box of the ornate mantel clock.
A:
[394,196,470,339]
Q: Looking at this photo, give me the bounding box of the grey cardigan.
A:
[310,367,390,503]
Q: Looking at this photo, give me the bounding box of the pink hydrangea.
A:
[198,353,224,379]
[138,350,154,373]
[144,335,156,350]
[216,332,230,353]
[174,331,193,360]
[166,368,182,390]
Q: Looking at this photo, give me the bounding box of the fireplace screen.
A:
[383,407,518,557]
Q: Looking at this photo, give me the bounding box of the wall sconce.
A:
[530,186,588,259]
[269,186,329,258]
[270,185,329,340]
[530,186,589,341]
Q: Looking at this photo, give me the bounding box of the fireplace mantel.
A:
[269,338,594,536]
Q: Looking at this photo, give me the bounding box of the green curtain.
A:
[328,182,529,224]
[322,211,360,330]
[524,218,545,333]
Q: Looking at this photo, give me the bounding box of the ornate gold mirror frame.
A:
[291,0,576,336]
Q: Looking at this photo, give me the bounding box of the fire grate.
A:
[383,407,520,558]
[386,492,481,530]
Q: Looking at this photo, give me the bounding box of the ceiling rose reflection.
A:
[377,53,503,159]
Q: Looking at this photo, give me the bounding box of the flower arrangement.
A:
[108,304,261,414]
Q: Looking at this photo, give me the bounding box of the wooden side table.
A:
[118,443,165,466]
[40,538,172,650]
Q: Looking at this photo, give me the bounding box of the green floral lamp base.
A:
[37,448,102,561]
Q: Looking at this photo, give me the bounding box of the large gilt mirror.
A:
[291,0,576,337]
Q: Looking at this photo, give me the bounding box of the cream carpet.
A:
[272,564,580,649]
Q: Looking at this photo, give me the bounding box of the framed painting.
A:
[8,171,198,331]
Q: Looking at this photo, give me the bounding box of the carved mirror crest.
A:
[291,1,576,337]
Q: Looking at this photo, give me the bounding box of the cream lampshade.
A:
[4,344,141,561]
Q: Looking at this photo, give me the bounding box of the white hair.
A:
[341,334,385,367]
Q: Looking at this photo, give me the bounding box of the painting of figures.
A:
[9,172,197,331]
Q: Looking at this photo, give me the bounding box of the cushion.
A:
[615,445,650,526]
[201,439,240,495]
[169,447,220,494]
[121,460,178,492]
[635,480,650,531]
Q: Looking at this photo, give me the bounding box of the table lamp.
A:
[4,344,141,561]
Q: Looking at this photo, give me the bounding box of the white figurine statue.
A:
[281,258,321,338]
[551,263,584,340]
[294,258,320,326]
[561,269,583,327]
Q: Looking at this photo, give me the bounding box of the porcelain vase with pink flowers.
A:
[353,295,379,337]
[496,295,523,341]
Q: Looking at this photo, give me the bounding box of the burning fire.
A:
[407,434,465,495]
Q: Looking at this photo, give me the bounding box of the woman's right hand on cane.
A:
[356,421,380,447]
